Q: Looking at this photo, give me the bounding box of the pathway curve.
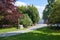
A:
[0,24,47,37]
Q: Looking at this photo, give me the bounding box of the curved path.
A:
[0,24,47,37]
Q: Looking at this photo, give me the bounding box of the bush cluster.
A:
[19,14,33,27]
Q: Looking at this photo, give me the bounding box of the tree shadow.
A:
[0,33,60,40]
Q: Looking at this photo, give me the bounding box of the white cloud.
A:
[15,1,27,6]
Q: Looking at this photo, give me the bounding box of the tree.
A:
[43,0,55,23]
[20,14,32,27]
[48,2,60,24]
[27,5,40,24]
[0,0,22,25]
[48,2,60,30]
[18,5,40,24]
[18,6,27,14]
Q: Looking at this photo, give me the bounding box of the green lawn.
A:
[0,27,60,40]
[0,27,26,33]
[0,27,18,33]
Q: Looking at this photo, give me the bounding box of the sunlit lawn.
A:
[0,27,60,40]
[0,27,18,33]
[0,27,26,33]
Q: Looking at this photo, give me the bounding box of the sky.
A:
[15,0,48,19]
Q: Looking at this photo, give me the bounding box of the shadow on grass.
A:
[0,27,60,40]
[36,27,60,33]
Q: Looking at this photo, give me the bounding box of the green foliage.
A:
[43,5,50,20]
[18,6,27,14]
[27,5,40,24]
[43,0,55,23]
[47,0,55,4]
[0,11,5,24]
[20,14,32,27]
[18,5,40,24]
[0,16,3,19]
[48,2,60,24]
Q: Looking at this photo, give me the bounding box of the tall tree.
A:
[18,5,40,24]
[27,5,40,24]
[0,0,22,25]
[48,0,60,24]
[43,0,55,23]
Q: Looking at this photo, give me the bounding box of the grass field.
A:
[0,27,26,33]
[0,27,18,33]
[0,27,60,40]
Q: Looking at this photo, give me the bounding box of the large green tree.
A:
[18,5,40,24]
[20,14,32,27]
[27,5,40,24]
[43,0,55,23]
[48,1,60,24]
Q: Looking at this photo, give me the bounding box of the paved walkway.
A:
[0,24,47,37]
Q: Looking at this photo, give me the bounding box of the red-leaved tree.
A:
[0,0,23,25]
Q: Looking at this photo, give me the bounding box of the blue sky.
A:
[18,0,48,6]
[15,0,48,19]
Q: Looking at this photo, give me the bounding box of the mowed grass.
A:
[0,27,60,40]
[0,27,26,33]
[0,27,18,33]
